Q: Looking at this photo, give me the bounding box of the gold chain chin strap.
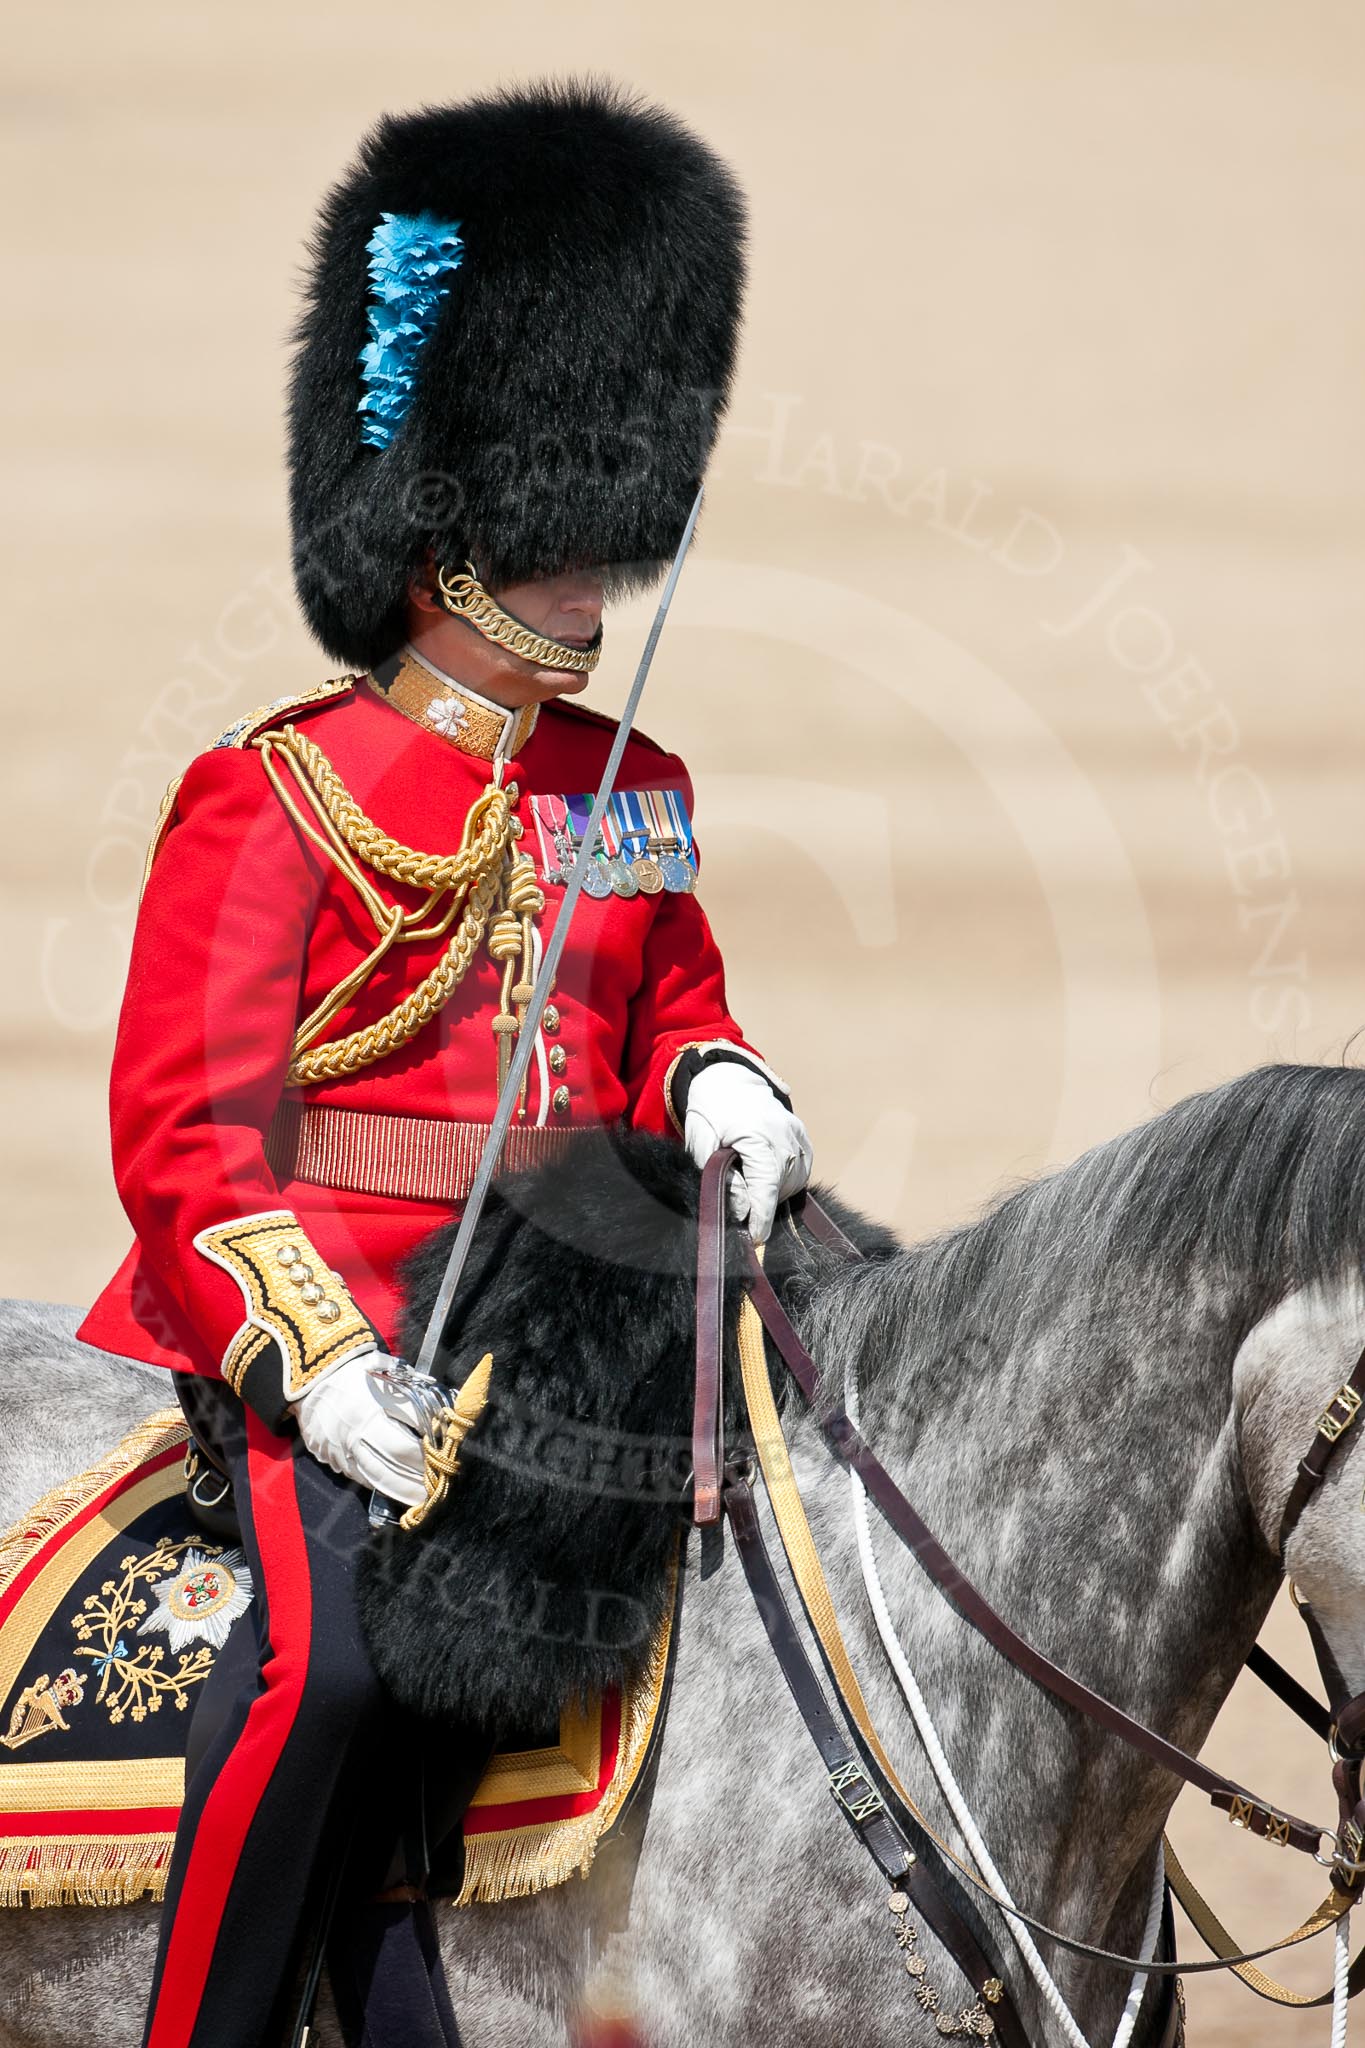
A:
[250,725,543,1090]
[436,560,601,672]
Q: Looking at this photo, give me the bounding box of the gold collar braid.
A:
[436,561,602,672]
[251,723,543,1101]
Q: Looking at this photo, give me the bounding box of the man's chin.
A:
[531,666,592,695]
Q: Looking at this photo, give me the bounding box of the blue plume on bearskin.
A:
[287,75,747,669]
[357,212,466,450]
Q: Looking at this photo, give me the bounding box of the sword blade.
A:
[412,485,705,1377]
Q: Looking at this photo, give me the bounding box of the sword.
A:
[365,487,705,1518]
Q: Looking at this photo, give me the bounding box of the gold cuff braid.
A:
[194,1212,378,1399]
[436,561,602,672]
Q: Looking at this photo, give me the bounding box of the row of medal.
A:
[528,789,699,898]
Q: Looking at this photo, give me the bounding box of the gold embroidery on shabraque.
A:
[1,1670,87,1751]
[69,1536,240,1726]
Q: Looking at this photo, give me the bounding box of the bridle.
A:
[693,1149,1365,2039]
[1272,1362,1365,1907]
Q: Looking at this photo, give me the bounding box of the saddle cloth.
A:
[0,1411,673,1909]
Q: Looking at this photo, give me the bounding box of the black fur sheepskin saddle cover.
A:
[355,1129,897,1735]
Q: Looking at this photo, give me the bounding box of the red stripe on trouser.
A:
[145,1410,313,2048]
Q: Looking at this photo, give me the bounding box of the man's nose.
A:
[561,576,603,620]
[560,593,601,630]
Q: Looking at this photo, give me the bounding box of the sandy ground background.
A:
[4,4,1365,2039]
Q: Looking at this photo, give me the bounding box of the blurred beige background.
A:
[4,3,1365,2039]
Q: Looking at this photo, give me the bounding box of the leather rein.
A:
[692,1148,1365,2032]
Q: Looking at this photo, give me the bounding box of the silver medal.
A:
[659,849,694,893]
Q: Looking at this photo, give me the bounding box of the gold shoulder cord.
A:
[249,724,544,1099]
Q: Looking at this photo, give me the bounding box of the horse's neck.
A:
[795,1272,1281,2035]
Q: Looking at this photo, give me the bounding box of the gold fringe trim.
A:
[0,1418,676,1916]
[454,1807,607,1908]
[455,1539,680,1907]
[0,1831,174,1908]
[0,1409,187,1602]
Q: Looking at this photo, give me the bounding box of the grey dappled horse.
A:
[6,1061,1365,2048]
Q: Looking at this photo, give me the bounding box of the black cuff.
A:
[234,1335,296,1434]
[669,1047,793,1125]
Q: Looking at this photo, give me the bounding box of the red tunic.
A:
[77,674,764,1382]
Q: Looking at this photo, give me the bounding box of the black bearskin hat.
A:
[286,75,748,670]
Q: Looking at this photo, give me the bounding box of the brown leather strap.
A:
[789,1187,867,1262]
[1292,1598,1365,1894]
[1338,1690,1365,1760]
[1270,1322,1365,1893]
[690,1144,736,1524]
[696,1164,1361,1984]
[1279,1341,1365,1554]
[737,1219,1328,1862]
[1246,1644,1332,1742]
[800,1192,1365,1890]
[723,1472,1028,2047]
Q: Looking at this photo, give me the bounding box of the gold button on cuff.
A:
[548,1045,567,1075]
[551,1085,571,1116]
[194,1211,379,1400]
[542,1005,560,1033]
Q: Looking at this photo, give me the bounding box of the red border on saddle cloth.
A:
[1,1414,675,1909]
[0,1441,186,1629]
[464,1688,622,1836]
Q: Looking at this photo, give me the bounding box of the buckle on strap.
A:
[1318,1384,1363,1444]
[1329,1720,1365,1766]
[829,1758,887,1825]
[1226,1794,1292,1846]
[1316,1822,1365,1883]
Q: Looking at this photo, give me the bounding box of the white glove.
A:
[290,1349,428,1507]
[684,1059,813,1245]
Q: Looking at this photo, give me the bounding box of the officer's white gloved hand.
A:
[290,1349,427,1506]
[684,1061,814,1245]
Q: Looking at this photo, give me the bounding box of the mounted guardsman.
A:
[75,76,812,2048]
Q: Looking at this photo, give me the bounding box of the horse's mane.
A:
[809,1062,1365,1389]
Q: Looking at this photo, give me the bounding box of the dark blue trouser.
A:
[139,1372,489,2048]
